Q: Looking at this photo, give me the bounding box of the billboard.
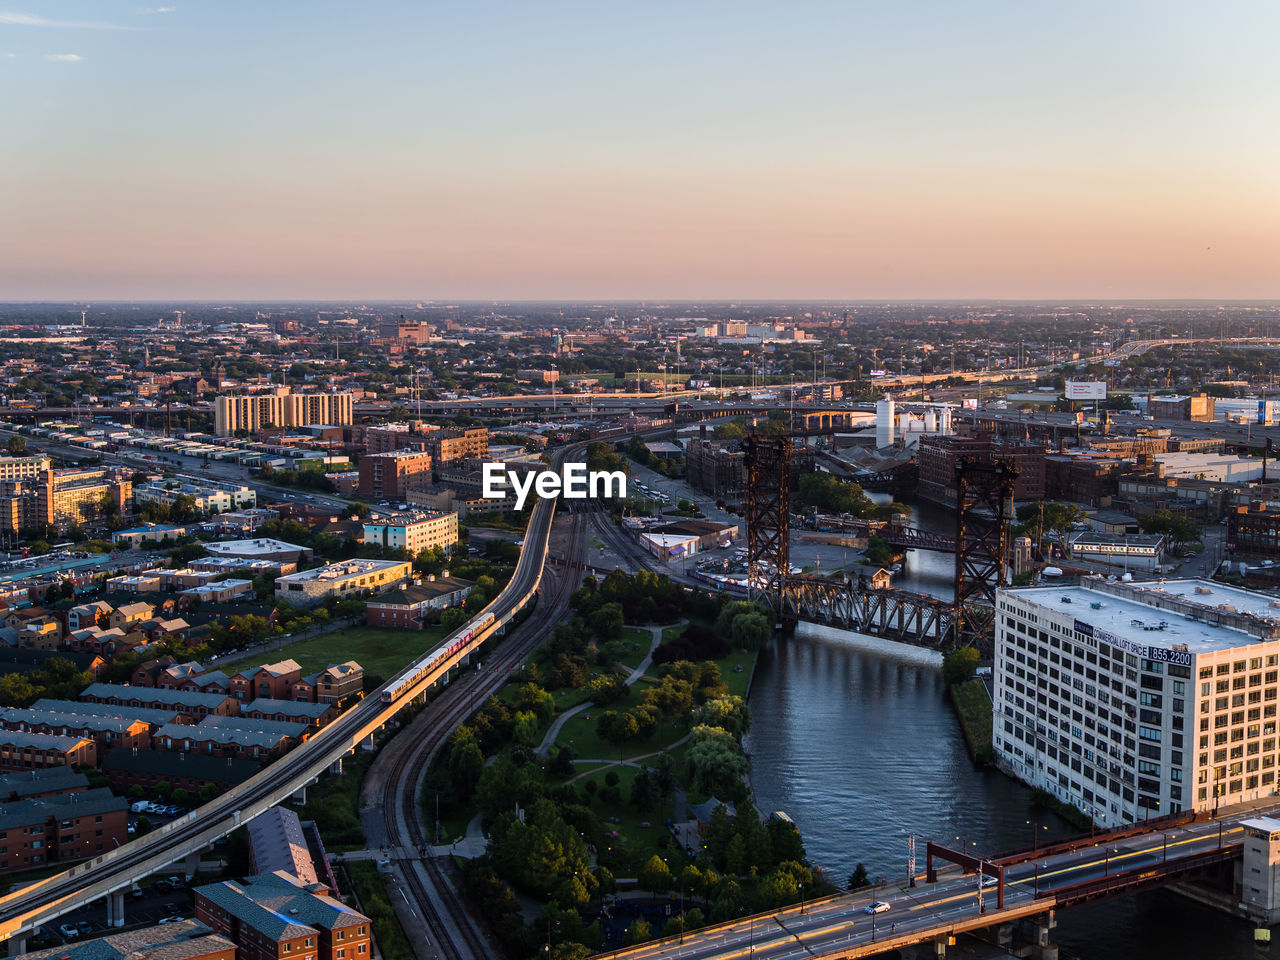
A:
[1066,380,1107,401]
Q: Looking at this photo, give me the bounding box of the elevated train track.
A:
[0,437,602,950]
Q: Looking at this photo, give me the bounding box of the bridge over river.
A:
[601,800,1280,959]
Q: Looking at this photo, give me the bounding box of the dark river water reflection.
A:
[743,628,1278,958]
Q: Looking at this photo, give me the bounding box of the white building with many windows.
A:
[362,512,458,556]
[994,577,1280,826]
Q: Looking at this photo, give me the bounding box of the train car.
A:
[381,612,497,704]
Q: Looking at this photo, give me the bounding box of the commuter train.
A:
[381,612,497,704]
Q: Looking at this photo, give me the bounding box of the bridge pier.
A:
[185,850,200,880]
[6,935,25,957]
[330,757,343,775]
[292,785,307,804]
[1029,911,1058,960]
[107,890,125,927]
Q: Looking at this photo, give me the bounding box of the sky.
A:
[2,1,1279,301]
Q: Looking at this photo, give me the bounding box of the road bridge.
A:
[601,800,1276,960]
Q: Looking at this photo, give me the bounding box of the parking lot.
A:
[32,881,194,947]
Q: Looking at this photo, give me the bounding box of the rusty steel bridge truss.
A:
[745,435,1016,650]
[783,574,955,647]
[744,435,791,606]
[954,456,1019,650]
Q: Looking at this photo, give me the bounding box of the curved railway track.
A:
[371,503,590,960]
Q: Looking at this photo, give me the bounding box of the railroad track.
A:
[372,502,591,960]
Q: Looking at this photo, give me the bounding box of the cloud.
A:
[0,11,128,29]
[135,6,174,13]
[45,52,83,62]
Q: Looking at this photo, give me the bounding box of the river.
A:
[740,497,1278,958]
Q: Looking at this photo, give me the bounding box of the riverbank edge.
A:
[949,679,994,766]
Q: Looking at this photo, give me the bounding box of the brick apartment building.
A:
[684,441,746,501]
[1228,503,1280,559]
[917,435,1046,508]
[196,872,372,960]
[357,450,432,500]
[0,787,127,870]
[101,748,261,796]
[0,730,97,772]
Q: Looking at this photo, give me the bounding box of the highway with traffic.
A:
[604,804,1267,960]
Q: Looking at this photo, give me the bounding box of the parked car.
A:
[58,924,78,940]
[76,922,92,936]
[158,916,185,925]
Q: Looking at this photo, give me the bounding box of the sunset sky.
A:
[2,1,1279,300]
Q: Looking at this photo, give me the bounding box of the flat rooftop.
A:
[205,538,306,556]
[276,558,406,583]
[1010,578,1280,652]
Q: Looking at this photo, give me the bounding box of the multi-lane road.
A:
[606,805,1265,960]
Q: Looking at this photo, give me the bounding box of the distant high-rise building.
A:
[213,390,353,436]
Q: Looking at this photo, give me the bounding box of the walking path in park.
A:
[534,621,682,756]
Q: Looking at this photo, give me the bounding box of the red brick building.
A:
[0,787,126,869]
[357,450,432,500]
[196,872,372,960]
[101,748,260,795]
[0,731,96,772]
[917,435,1046,508]
[230,659,303,701]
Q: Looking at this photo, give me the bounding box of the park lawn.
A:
[552,711,618,765]
[718,650,757,698]
[575,764,690,877]
[218,624,447,681]
[617,627,656,669]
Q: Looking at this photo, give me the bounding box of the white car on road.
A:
[865,901,890,915]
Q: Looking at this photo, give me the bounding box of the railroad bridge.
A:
[781,574,955,647]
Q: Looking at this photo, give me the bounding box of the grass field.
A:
[950,679,994,765]
[218,624,447,681]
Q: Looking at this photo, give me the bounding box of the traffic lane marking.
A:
[911,828,1243,910]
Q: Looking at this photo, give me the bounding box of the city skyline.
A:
[2,1,1279,301]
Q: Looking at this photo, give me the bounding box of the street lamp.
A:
[1026,820,1048,852]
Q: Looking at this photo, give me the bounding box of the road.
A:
[605,804,1267,960]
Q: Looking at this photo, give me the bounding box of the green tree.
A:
[629,768,658,812]
[638,855,671,897]
[589,602,625,642]
[687,725,749,799]
[864,535,894,567]
[698,696,751,739]
[5,436,26,456]
[942,646,981,687]
[447,728,485,800]
[848,863,870,890]
[624,919,653,946]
